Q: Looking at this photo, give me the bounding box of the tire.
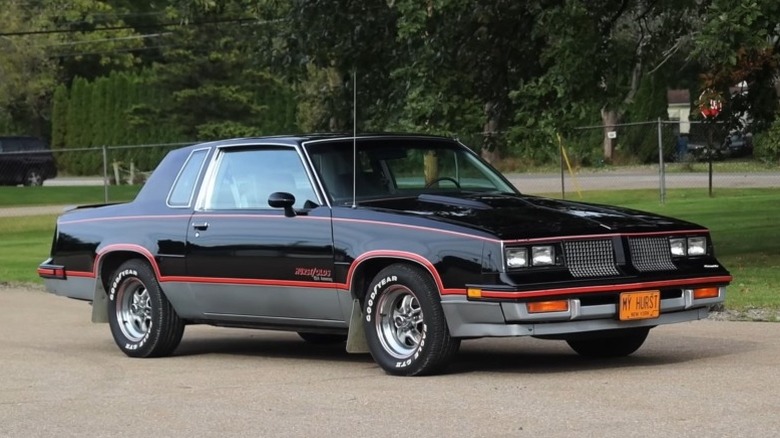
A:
[23,168,43,186]
[297,332,347,344]
[566,327,650,358]
[363,263,460,376]
[107,259,185,358]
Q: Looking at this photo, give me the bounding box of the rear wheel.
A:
[23,168,43,186]
[566,327,650,358]
[107,259,184,357]
[363,264,460,376]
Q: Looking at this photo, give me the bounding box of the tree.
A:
[389,0,544,162]
[0,0,142,137]
[129,2,298,140]
[516,0,704,161]
[693,0,780,133]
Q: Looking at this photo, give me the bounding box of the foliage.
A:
[693,0,780,134]
[2,0,780,168]
[126,2,298,141]
[753,113,780,165]
[0,0,143,137]
[513,0,704,160]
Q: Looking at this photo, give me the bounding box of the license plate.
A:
[619,290,661,321]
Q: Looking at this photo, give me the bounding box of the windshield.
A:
[304,138,517,205]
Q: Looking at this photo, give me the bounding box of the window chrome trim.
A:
[166,147,211,209]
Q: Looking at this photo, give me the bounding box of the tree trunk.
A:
[480,101,501,164]
[601,108,618,162]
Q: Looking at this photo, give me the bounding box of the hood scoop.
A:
[417,194,492,210]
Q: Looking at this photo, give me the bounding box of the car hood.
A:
[358,193,702,240]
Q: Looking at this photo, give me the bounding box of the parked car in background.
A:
[39,134,731,376]
[724,131,753,158]
[687,130,753,161]
[0,136,58,186]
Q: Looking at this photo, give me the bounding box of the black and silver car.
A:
[39,134,731,376]
[0,136,58,186]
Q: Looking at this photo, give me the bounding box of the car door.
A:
[185,145,342,325]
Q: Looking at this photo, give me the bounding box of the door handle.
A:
[192,222,209,231]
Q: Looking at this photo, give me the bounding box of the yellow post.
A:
[556,133,582,199]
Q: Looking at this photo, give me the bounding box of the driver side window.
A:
[205,147,318,210]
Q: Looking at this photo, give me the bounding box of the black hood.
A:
[358,193,703,240]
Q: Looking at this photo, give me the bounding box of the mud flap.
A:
[346,299,369,353]
[91,281,108,323]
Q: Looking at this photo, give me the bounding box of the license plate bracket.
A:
[619,290,661,321]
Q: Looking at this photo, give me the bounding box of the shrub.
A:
[753,115,780,165]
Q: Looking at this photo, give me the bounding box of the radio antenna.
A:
[351,69,357,209]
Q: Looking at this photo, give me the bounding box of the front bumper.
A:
[441,286,725,338]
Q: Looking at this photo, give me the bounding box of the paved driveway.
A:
[1,287,778,437]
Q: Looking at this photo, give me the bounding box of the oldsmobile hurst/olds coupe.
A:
[39,134,731,375]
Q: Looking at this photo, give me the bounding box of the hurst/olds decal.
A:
[294,267,333,282]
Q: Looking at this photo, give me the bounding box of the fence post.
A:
[102,145,108,203]
[657,117,665,204]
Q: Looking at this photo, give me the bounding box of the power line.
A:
[34,33,168,49]
[0,17,281,37]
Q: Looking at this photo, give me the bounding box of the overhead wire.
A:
[0,17,283,37]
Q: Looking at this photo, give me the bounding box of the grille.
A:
[628,237,678,272]
[563,239,620,278]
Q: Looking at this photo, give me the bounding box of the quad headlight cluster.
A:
[505,245,556,269]
[669,236,707,257]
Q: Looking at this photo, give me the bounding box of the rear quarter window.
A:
[167,148,209,207]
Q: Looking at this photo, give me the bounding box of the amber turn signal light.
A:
[527,300,569,313]
[467,288,482,298]
[694,287,720,299]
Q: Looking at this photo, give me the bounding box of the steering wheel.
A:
[424,176,461,189]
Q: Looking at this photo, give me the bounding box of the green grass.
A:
[556,188,780,311]
[0,215,57,285]
[0,185,140,207]
[2,188,778,312]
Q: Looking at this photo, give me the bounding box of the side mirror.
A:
[268,192,296,217]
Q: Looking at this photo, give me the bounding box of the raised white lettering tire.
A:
[363,263,460,376]
[107,259,184,358]
[566,327,650,358]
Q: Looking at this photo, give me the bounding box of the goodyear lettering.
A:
[365,275,398,322]
[109,269,137,301]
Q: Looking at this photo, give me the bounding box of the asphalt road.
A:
[1,286,778,438]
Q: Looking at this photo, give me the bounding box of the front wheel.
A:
[364,264,460,376]
[566,327,650,358]
[107,259,185,358]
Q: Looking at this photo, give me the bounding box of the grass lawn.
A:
[2,188,777,314]
[0,185,140,207]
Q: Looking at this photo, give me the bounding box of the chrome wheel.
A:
[115,278,152,342]
[375,285,424,359]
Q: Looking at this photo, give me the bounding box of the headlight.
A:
[506,248,528,268]
[669,238,686,256]
[669,236,707,257]
[532,245,555,266]
[687,236,707,256]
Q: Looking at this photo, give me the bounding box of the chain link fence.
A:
[526,119,778,202]
[1,127,777,210]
